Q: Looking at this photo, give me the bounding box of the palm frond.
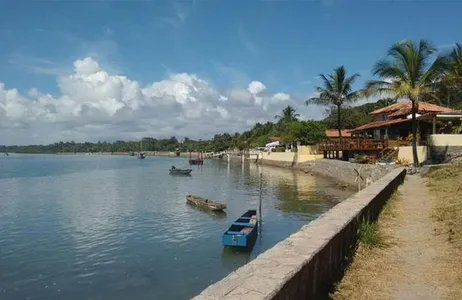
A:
[372,59,408,81]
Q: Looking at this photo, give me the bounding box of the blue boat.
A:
[222,210,258,248]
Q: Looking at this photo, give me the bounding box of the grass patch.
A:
[358,221,383,249]
[423,163,462,247]
[423,163,462,299]
[330,192,399,300]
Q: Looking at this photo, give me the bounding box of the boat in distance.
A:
[169,168,193,175]
[186,194,227,212]
[222,210,258,248]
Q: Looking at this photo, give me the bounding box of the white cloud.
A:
[0,57,322,145]
[247,81,266,95]
[272,93,290,102]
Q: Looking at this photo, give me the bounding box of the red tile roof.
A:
[348,118,411,133]
[325,129,352,138]
[370,100,453,116]
[269,136,280,142]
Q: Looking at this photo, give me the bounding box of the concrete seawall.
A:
[298,159,397,188]
[255,157,396,188]
[192,167,406,300]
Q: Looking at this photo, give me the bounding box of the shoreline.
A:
[8,151,396,191]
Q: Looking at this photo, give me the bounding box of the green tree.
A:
[274,105,300,123]
[323,98,397,129]
[376,97,397,107]
[365,40,447,166]
[306,66,361,138]
[443,43,462,108]
[282,120,326,145]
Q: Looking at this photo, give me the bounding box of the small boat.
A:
[222,210,258,248]
[169,168,192,175]
[137,139,146,159]
[186,194,227,212]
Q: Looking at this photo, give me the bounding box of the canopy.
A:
[265,141,280,147]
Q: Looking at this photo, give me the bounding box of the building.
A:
[325,129,352,138]
[349,100,454,145]
[318,100,460,162]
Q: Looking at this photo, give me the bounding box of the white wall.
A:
[398,146,428,164]
[428,134,462,146]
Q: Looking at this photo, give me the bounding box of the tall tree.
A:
[444,43,462,107]
[365,40,447,167]
[306,66,361,138]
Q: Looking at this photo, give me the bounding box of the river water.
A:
[0,154,352,300]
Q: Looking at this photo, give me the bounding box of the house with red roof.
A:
[348,100,455,144]
[319,100,462,163]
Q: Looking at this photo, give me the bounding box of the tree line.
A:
[4,40,461,166]
[4,98,402,154]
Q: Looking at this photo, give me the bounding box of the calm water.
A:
[0,154,352,300]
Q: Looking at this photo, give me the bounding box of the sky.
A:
[0,0,461,145]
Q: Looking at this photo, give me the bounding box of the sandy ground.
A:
[331,174,461,300]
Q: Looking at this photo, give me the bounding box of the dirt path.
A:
[391,175,450,299]
[332,174,458,300]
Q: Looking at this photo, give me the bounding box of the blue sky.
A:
[0,0,461,144]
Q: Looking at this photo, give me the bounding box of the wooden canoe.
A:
[222,210,258,248]
[186,194,227,212]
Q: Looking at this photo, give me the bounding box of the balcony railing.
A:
[318,138,389,151]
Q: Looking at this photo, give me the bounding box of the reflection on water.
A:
[185,203,227,220]
[0,155,353,300]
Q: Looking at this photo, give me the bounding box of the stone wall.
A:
[298,159,396,188]
[192,168,406,300]
[430,146,462,163]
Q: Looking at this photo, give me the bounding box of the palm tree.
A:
[274,105,300,123]
[376,97,397,108]
[365,40,447,167]
[444,43,462,106]
[305,66,361,138]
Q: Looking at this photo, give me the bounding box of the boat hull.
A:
[222,210,258,248]
[169,169,192,175]
[186,195,226,212]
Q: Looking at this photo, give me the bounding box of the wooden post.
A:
[432,115,436,134]
[259,173,263,223]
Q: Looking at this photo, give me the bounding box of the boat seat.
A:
[225,231,247,235]
[232,222,256,227]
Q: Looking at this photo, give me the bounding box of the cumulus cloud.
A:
[0,57,322,145]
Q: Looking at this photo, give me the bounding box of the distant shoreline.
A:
[7,151,216,158]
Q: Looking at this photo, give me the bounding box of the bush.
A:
[354,154,369,164]
[274,146,285,152]
[396,157,411,165]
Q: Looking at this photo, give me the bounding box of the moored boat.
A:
[222,210,258,248]
[169,168,192,175]
[137,152,146,159]
[186,194,227,212]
